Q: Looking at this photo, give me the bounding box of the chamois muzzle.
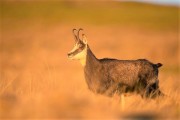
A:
[67,52,73,58]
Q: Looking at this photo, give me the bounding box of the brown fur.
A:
[84,46,163,98]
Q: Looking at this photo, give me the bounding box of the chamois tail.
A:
[155,63,163,68]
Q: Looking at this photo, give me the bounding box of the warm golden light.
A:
[0,0,179,119]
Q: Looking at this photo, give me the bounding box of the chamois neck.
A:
[85,45,100,67]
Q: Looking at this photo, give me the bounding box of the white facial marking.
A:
[68,34,88,67]
[78,46,87,66]
[68,43,87,66]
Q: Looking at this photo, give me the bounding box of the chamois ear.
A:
[82,34,88,44]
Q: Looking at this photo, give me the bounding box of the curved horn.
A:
[72,29,78,42]
[77,28,83,41]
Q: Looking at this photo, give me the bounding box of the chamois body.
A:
[84,46,162,98]
[68,28,163,98]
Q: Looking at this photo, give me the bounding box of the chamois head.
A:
[67,28,88,60]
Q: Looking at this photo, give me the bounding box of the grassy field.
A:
[0,1,179,119]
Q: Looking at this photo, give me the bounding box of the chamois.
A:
[68,28,164,98]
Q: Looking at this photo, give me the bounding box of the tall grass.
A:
[0,1,179,119]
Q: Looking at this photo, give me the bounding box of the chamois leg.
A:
[121,94,125,110]
[112,93,125,110]
[143,81,161,98]
[142,83,152,98]
[148,81,164,98]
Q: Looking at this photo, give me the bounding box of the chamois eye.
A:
[79,44,83,48]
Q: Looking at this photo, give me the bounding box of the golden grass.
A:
[0,1,179,119]
[0,24,179,119]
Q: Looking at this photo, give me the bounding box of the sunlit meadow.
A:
[0,1,179,119]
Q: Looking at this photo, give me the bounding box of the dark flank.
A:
[84,46,164,98]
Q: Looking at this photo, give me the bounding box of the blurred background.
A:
[0,0,179,119]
